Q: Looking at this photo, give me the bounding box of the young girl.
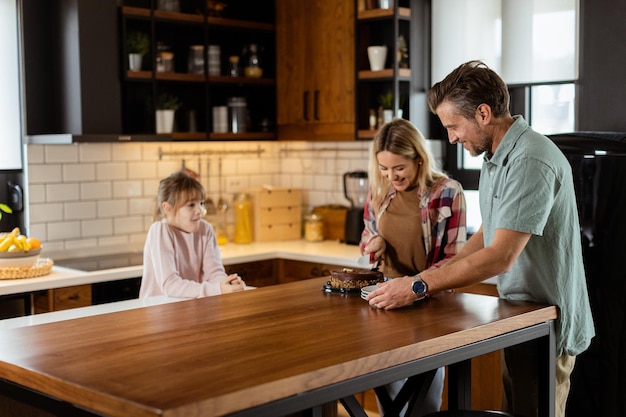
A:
[139,171,244,298]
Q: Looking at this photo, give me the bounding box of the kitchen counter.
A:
[0,239,496,298]
[0,240,363,297]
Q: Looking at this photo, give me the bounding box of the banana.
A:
[0,227,20,252]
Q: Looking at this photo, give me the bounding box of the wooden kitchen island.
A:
[0,277,557,417]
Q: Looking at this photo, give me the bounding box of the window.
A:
[0,0,22,170]
[433,0,578,193]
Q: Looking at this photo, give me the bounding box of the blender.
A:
[343,171,369,245]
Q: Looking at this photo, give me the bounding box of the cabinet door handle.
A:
[303,91,309,121]
[313,90,319,121]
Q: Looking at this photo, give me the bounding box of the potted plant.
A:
[155,93,181,134]
[126,31,150,71]
[397,35,408,68]
[378,91,394,124]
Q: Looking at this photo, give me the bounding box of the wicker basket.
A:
[0,258,54,280]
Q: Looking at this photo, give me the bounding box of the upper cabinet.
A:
[22,0,276,143]
[355,0,431,139]
[276,0,355,141]
[120,0,276,141]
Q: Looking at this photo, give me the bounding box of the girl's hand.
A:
[364,236,386,263]
[220,274,245,293]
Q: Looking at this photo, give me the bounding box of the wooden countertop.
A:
[0,277,556,417]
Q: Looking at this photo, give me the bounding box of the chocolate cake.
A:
[329,268,384,290]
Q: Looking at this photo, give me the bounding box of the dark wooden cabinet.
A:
[277,259,345,284]
[120,1,277,141]
[33,285,93,313]
[22,0,276,143]
[276,0,355,141]
[225,259,278,288]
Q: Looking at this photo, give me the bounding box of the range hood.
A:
[22,0,124,144]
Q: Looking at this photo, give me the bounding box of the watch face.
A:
[412,280,426,295]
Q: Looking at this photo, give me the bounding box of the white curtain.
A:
[432,0,578,85]
[0,0,23,170]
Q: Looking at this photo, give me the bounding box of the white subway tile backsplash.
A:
[28,184,46,204]
[26,141,372,250]
[45,145,79,163]
[46,183,80,202]
[97,163,128,180]
[113,216,145,234]
[80,143,112,162]
[81,219,113,237]
[27,145,45,164]
[128,162,157,180]
[97,200,129,218]
[98,235,131,248]
[113,180,143,198]
[29,164,63,184]
[48,221,81,240]
[112,143,143,161]
[80,182,112,200]
[63,163,96,182]
[64,238,99,251]
[129,198,155,216]
[30,203,64,223]
[64,201,96,220]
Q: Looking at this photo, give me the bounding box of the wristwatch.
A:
[411,274,428,300]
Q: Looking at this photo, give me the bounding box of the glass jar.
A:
[243,43,263,78]
[229,55,240,77]
[233,193,252,244]
[304,214,324,242]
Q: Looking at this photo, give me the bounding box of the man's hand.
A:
[365,276,417,309]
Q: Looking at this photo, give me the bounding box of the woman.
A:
[360,118,467,416]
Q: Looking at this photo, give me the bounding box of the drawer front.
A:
[254,188,301,208]
[53,285,92,311]
[256,223,301,242]
[257,206,302,225]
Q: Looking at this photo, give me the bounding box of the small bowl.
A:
[0,248,41,268]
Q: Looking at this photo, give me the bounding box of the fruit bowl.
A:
[0,248,41,269]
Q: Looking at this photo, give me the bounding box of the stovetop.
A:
[53,252,143,272]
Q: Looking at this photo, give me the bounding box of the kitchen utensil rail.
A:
[158,145,264,160]
[279,146,366,154]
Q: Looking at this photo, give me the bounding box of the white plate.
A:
[360,285,379,296]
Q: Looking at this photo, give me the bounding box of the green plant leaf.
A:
[0,203,12,221]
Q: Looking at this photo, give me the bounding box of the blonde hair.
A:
[154,171,206,220]
[369,118,448,211]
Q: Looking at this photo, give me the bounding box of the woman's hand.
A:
[364,236,386,263]
[220,274,246,293]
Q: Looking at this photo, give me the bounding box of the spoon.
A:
[217,157,229,213]
[204,159,217,216]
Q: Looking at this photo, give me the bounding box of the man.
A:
[365,60,594,417]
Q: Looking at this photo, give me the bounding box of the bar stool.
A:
[423,411,517,417]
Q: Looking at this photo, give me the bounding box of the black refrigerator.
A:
[0,171,26,233]
[548,132,626,417]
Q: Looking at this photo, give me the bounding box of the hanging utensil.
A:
[181,159,199,180]
[204,159,217,216]
[217,157,229,214]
